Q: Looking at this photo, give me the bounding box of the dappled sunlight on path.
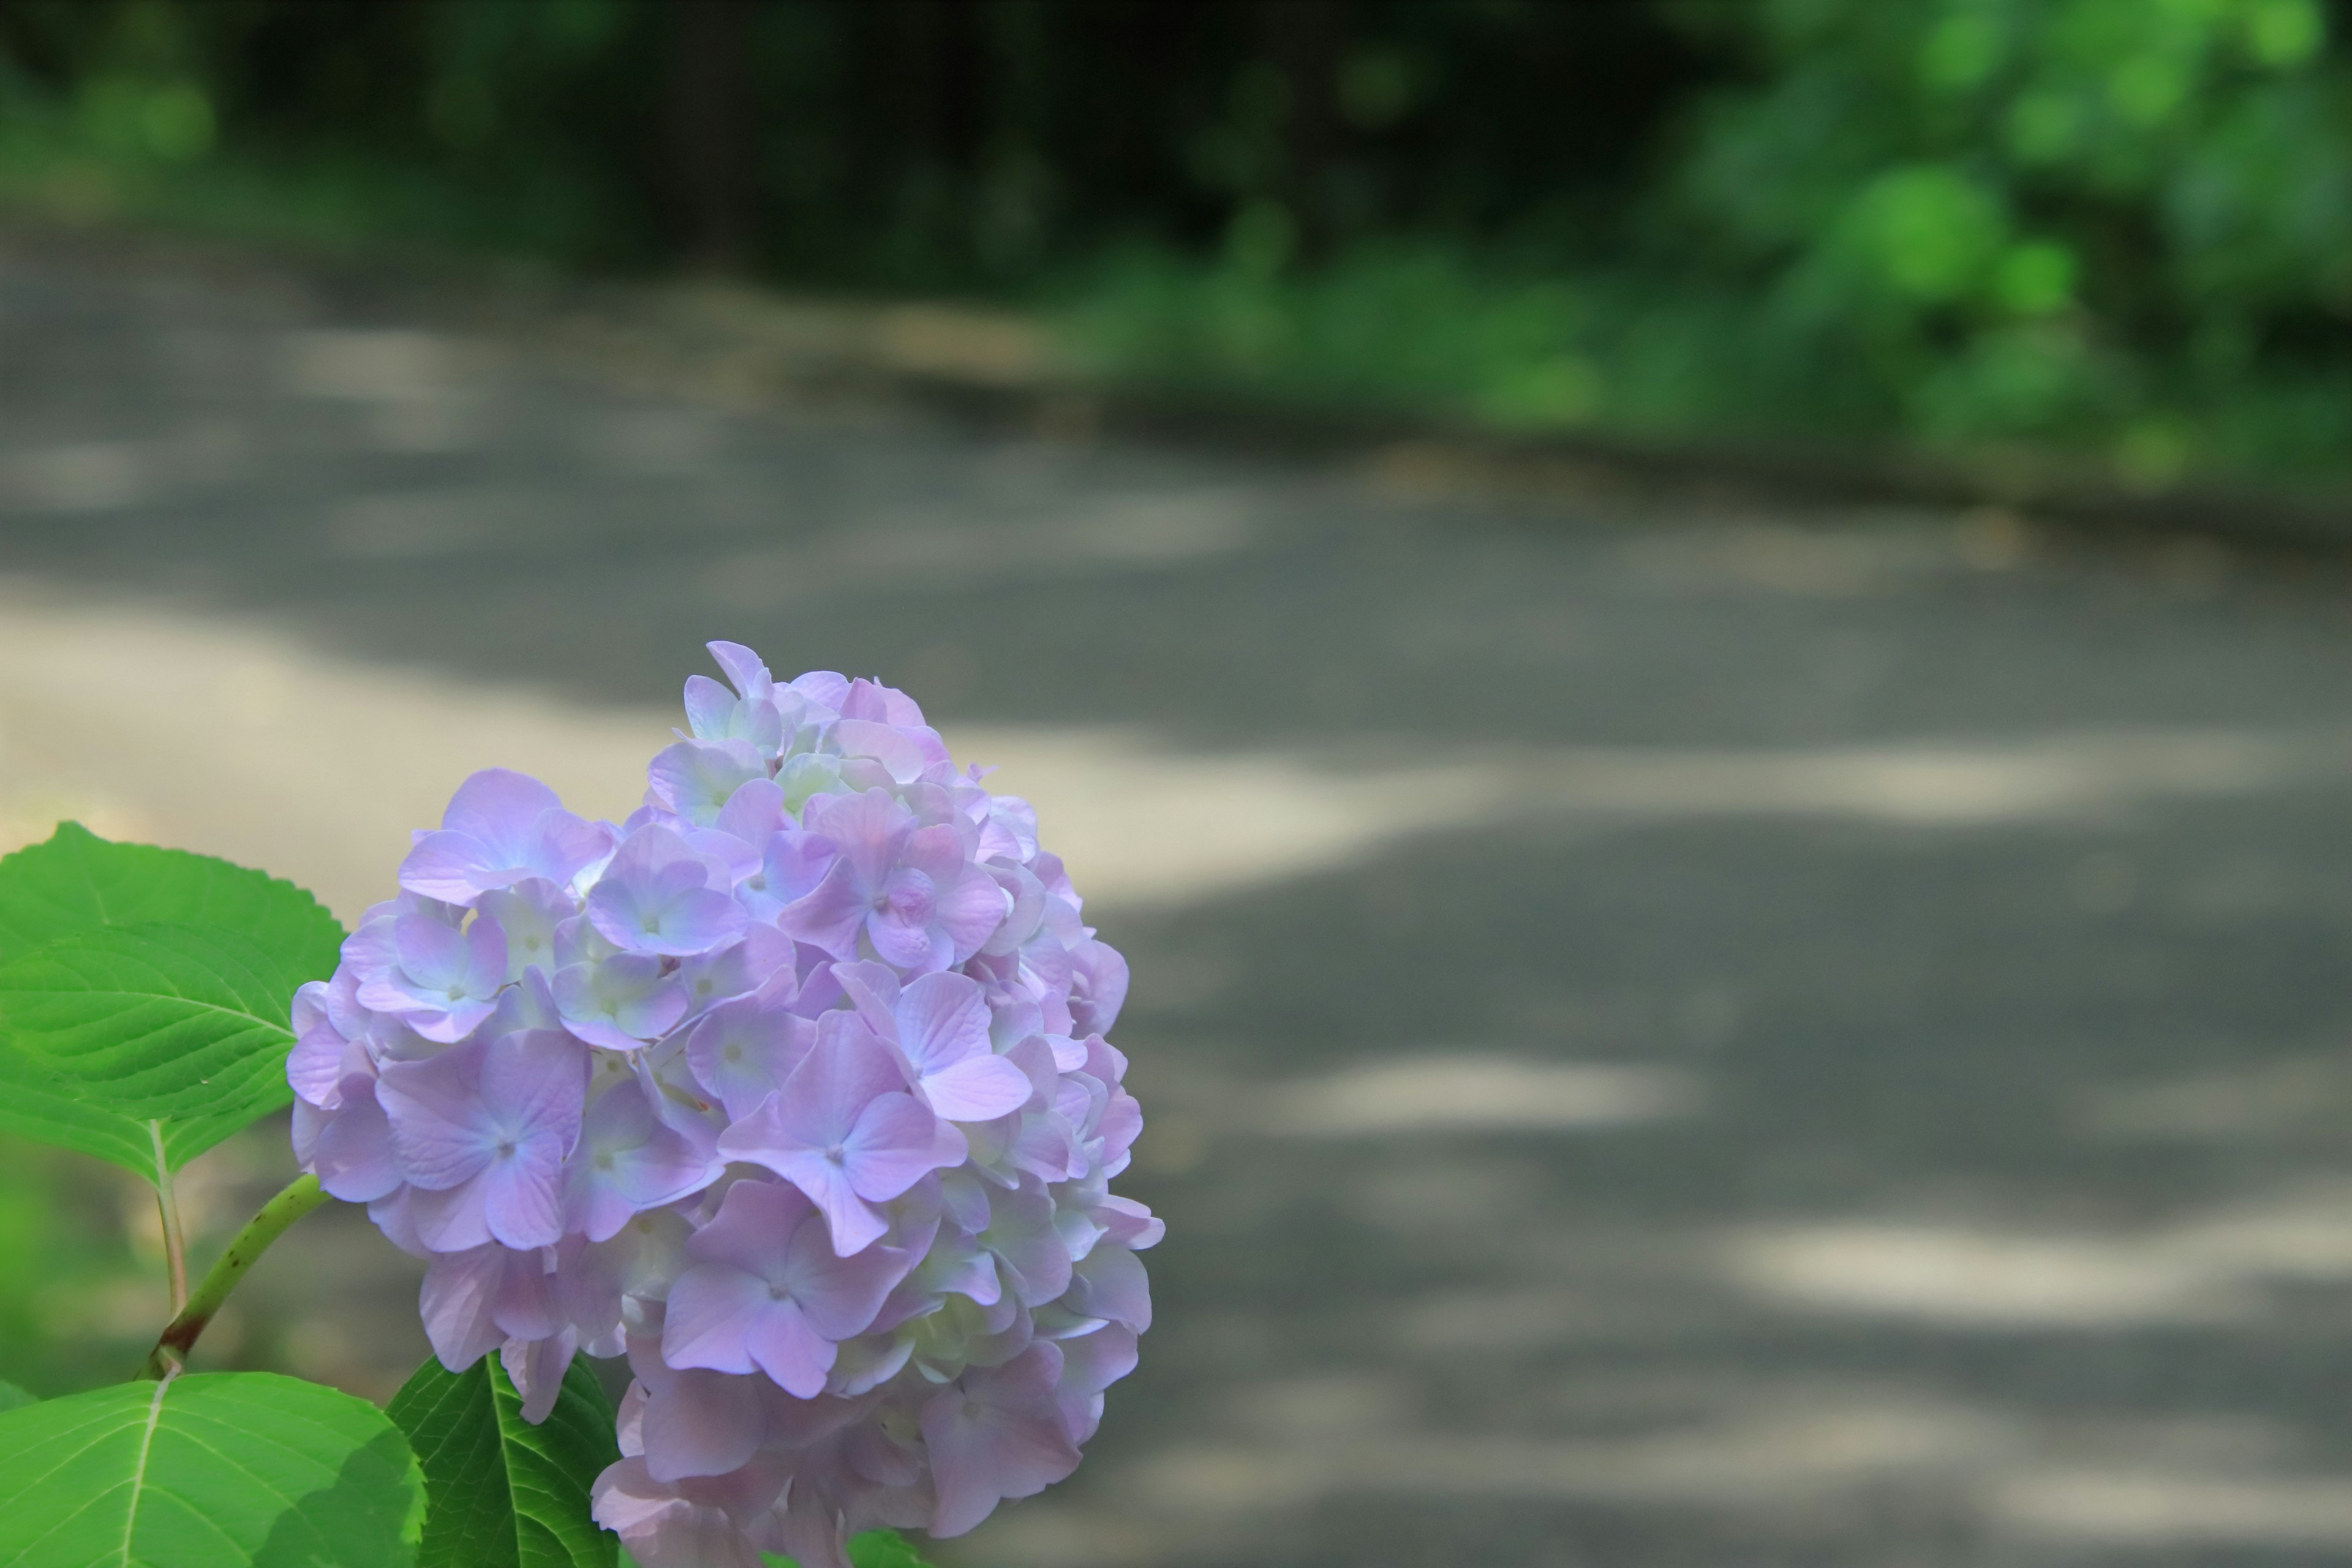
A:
[8,238,2352,1566]
[5,580,2345,921]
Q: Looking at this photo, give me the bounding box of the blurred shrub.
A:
[0,1133,153,1397]
[0,0,652,257]
[2,0,2350,480]
[1061,241,1606,428]
[1654,0,2352,473]
[1069,0,2352,481]
[0,1,1700,279]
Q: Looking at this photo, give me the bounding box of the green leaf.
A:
[0,826,345,1180]
[846,1532,934,1568]
[0,924,318,1123]
[0,823,343,972]
[624,1529,938,1568]
[0,1370,426,1568]
[0,1042,252,1182]
[760,1532,936,1568]
[388,1352,621,1568]
[0,1379,33,1413]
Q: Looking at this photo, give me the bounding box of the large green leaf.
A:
[0,1045,249,1178]
[0,1371,426,1568]
[0,924,317,1122]
[0,825,345,1181]
[0,823,343,971]
[0,1047,157,1172]
[388,1353,621,1568]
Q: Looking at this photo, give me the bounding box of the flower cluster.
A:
[288,644,1155,1567]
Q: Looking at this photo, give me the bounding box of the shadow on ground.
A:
[5,237,2352,1566]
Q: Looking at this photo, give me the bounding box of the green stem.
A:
[149,1123,188,1317]
[140,1173,333,1381]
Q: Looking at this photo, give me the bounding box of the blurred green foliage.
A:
[0,1132,154,1398]
[1656,0,2352,476]
[2,0,2351,481]
[0,1120,333,1401]
[0,1,1696,274]
[1072,0,2352,480]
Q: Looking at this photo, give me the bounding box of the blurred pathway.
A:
[7,238,2352,1567]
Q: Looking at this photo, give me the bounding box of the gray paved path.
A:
[7,237,2352,1567]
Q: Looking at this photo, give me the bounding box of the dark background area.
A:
[1,0,1716,280]
[7,0,2352,477]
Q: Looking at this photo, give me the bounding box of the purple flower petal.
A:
[565,1079,720,1243]
[807,788,911,899]
[714,778,784,845]
[638,1364,765,1483]
[501,1329,578,1424]
[682,674,738,739]
[742,1295,838,1397]
[286,1022,355,1109]
[647,739,766,827]
[933,865,1011,963]
[554,954,688,1051]
[379,1038,499,1191]
[674,925,791,1021]
[778,859,865,957]
[418,1245,510,1371]
[418,1243,552,1371]
[1055,1323,1139,1446]
[921,1343,1080,1537]
[779,1017,910,1142]
[662,1179,902,1396]
[832,719,932,786]
[399,769,609,903]
[398,831,515,905]
[712,1017,960,1256]
[978,1178,1073,1308]
[477,878,573,983]
[314,1077,401,1202]
[761,831,837,905]
[1068,1243,1152,1332]
[683,995,814,1120]
[1068,937,1131,1036]
[443,768,565,850]
[894,971,989,1070]
[589,826,751,957]
[379,1031,584,1251]
[662,1263,773,1377]
[843,1091,954,1202]
[918,1054,1037,1122]
[863,896,940,971]
[706,641,773,699]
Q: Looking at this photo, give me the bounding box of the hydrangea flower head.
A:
[290,643,1158,1565]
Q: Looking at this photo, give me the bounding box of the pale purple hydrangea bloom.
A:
[289,643,1157,1566]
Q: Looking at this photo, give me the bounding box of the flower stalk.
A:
[150,1122,188,1317]
[140,1173,333,1381]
